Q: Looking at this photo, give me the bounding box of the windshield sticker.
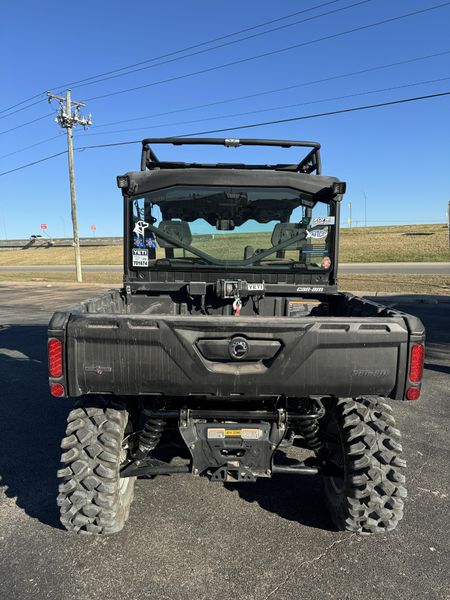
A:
[133,220,149,238]
[132,248,149,268]
[306,229,327,239]
[322,256,332,269]
[311,216,335,226]
[145,236,157,249]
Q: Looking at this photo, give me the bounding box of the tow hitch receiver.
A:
[179,408,286,481]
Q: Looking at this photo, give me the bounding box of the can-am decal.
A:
[296,286,324,292]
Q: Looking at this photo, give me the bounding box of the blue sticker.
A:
[133,234,144,248]
[145,236,157,249]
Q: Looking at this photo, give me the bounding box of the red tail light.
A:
[48,338,63,378]
[409,343,424,383]
[50,383,65,397]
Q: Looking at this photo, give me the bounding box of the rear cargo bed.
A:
[49,290,424,400]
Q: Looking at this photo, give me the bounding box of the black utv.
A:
[49,138,425,535]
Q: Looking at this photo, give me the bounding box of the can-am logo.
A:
[352,369,390,377]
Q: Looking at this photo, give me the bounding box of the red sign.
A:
[40,224,47,230]
[90,225,97,231]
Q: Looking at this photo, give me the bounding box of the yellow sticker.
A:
[224,429,242,437]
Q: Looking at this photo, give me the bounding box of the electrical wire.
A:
[70,0,374,91]
[0,135,63,161]
[1,89,449,177]
[85,2,450,102]
[0,150,68,177]
[78,76,450,137]
[0,98,48,122]
[173,90,450,137]
[49,0,346,89]
[0,0,344,115]
[0,113,53,136]
[87,49,450,130]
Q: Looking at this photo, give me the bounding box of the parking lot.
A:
[0,283,448,600]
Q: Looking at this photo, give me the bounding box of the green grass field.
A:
[0,224,448,266]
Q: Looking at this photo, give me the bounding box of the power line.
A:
[0,135,63,161]
[0,150,68,177]
[0,0,344,115]
[174,90,450,137]
[0,113,53,136]
[50,0,346,89]
[85,2,450,102]
[2,89,449,178]
[79,76,450,137]
[90,50,450,130]
[71,0,373,91]
[0,97,46,121]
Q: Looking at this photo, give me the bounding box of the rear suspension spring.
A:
[135,412,166,459]
[297,417,323,451]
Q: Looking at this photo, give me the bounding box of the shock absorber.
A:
[295,399,324,451]
[135,411,166,460]
[297,417,323,451]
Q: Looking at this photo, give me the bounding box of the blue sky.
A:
[1,0,449,239]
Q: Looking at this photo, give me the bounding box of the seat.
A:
[155,220,192,248]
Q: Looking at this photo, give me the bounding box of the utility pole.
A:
[348,202,352,229]
[47,90,91,282]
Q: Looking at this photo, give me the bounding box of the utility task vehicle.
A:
[49,138,425,535]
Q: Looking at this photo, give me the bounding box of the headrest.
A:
[271,223,305,249]
[155,220,192,248]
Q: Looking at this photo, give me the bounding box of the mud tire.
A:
[57,396,136,535]
[320,396,407,534]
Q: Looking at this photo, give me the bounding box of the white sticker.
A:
[132,248,149,267]
[247,283,265,291]
[133,220,149,238]
[306,229,328,239]
[296,286,324,292]
[311,216,335,226]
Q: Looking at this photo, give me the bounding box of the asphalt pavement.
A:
[0,284,448,600]
[0,262,449,274]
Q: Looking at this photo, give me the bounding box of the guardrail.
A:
[0,237,123,250]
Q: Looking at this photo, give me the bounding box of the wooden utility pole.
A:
[47,90,91,282]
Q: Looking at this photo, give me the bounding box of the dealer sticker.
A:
[311,216,335,226]
[132,248,149,267]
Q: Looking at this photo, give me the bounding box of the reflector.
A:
[50,383,65,397]
[406,387,420,401]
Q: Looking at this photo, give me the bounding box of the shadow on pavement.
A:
[0,324,68,530]
[224,475,336,531]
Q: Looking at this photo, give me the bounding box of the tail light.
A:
[48,338,63,378]
[406,343,425,401]
[409,343,424,383]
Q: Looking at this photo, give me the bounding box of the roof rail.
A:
[140,137,322,175]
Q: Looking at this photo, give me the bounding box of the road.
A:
[0,284,448,600]
[0,262,448,275]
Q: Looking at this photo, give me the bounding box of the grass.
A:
[0,272,448,295]
[0,224,448,266]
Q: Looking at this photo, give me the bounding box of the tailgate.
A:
[65,314,409,399]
